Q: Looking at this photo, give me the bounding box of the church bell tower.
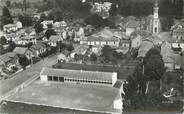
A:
[152,1,160,34]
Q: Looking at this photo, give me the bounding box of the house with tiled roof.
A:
[5,33,20,42]
[161,42,175,71]
[125,20,140,36]
[172,28,184,40]
[130,33,142,49]
[130,30,152,49]
[0,52,19,69]
[53,21,67,28]
[17,35,37,45]
[3,24,18,33]
[86,35,120,47]
[29,42,47,57]
[41,20,54,29]
[138,40,154,57]
[174,51,184,70]
[48,35,62,47]
[13,47,32,60]
[80,28,120,47]
[170,22,184,51]
[57,53,67,62]
[13,47,28,55]
[16,29,27,36]
[0,30,4,37]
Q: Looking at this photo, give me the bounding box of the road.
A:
[0,54,57,97]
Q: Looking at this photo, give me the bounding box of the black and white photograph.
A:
[0,0,183,114]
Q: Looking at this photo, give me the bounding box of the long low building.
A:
[40,67,118,86]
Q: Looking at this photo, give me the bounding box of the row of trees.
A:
[1,7,13,29]
[124,47,166,110]
[124,47,183,111]
[37,0,91,19]
[83,0,183,18]
[117,0,183,18]
[84,14,114,28]
[1,5,33,29]
[18,15,33,27]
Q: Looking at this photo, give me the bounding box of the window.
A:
[59,77,64,82]
[53,76,59,81]
[154,27,157,33]
[48,76,52,81]
[99,81,103,84]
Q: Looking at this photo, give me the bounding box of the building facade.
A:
[172,28,184,40]
[40,67,118,87]
[3,24,18,33]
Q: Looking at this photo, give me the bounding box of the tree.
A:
[34,22,44,33]
[109,3,118,16]
[18,55,30,69]
[144,48,165,81]
[131,48,138,59]
[47,11,55,20]
[47,24,53,29]
[8,41,16,52]
[162,71,183,98]
[145,85,164,109]
[18,15,33,27]
[160,17,174,31]
[54,10,63,21]
[90,53,97,62]
[101,45,117,63]
[84,14,111,28]
[144,47,161,60]
[74,53,83,61]
[6,0,11,7]
[144,55,165,81]
[0,45,5,54]
[66,44,74,52]
[40,13,47,22]
[45,29,56,39]
[1,6,13,26]
[0,36,7,45]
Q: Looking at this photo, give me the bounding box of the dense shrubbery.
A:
[84,14,114,28]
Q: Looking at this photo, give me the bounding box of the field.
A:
[4,80,121,114]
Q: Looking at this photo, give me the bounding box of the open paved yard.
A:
[5,80,121,114]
